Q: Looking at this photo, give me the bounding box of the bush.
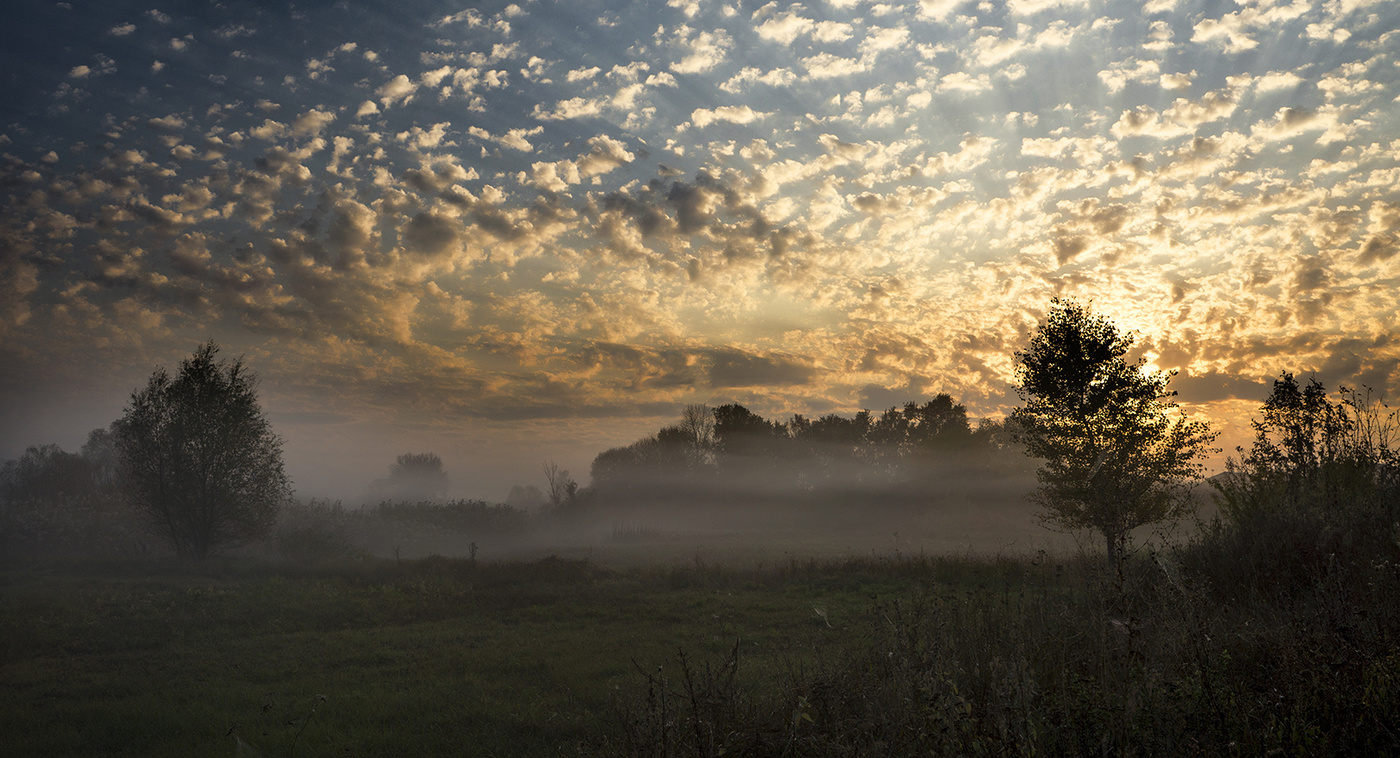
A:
[1194,376,1400,602]
[601,548,1400,757]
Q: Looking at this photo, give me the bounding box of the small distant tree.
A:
[505,483,547,510]
[1012,299,1216,562]
[377,452,450,501]
[113,341,291,559]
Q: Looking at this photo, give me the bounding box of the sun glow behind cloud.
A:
[1,0,1398,498]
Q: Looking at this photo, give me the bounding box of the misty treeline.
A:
[0,429,141,557]
[0,396,1020,562]
[0,439,531,563]
[588,397,1023,507]
[2,326,1397,567]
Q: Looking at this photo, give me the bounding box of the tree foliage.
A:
[113,341,291,559]
[1012,299,1215,561]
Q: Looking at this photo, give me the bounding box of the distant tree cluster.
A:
[0,430,133,557]
[589,397,1015,505]
[369,452,451,502]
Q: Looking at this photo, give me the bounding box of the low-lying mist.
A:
[2,397,1188,565]
[266,449,1094,569]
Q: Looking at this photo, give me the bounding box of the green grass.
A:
[0,554,943,757]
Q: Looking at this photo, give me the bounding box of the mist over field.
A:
[428,459,1061,564]
[274,400,1075,565]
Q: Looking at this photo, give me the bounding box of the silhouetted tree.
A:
[590,405,718,498]
[860,406,912,479]
[1216,374,1398,521]
[794,412,869,451]
[713,404,774,448]
[590,442,647,489]
[905,395,974,451]
[675,403,717,471]
[788,412,871,487]
[591,433,684,492]
[1012,299,1215,562]
[113,341,291,559]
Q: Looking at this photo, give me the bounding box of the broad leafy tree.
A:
[1012,299,1215,562]
[114,341,291,559]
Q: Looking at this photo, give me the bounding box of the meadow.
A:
[5,511,1400,757]
[1,550,991,757]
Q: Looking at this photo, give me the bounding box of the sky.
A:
[2,0,1398,502]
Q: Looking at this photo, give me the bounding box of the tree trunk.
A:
[1105,529,1119,564]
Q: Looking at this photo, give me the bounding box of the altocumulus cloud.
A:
[0,0,1398,496]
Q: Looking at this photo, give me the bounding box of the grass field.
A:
[1,552,979,757]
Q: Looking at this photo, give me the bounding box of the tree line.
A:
[587,395,1018,505]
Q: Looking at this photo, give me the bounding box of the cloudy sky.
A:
[2,0,1398,500]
